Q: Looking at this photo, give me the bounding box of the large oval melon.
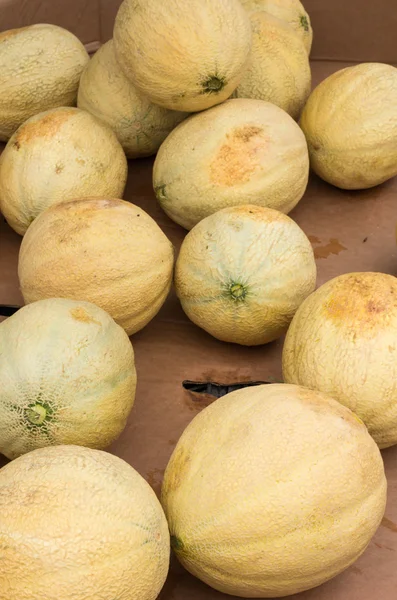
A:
[77,40,188,158]
[234,12,311,120]
[18,198,174,336]
[0,24,89,141]
[0,107,128,235]
[282,271,397,449]
[175,205,316,345]
[0,298,136,460]
[300,63,397,189]
[161,383,387,598]
[153,98,309,230]
[113,0,252,112]
[0,445,170,600]
[241,0,313,53]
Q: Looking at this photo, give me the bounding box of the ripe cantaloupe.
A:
[0,298,136,460]
[0,445,170,600]
[18,198,175,336]
[175,205,316,345]
[241,0,313,54]
[77,40,188,158]
[162,383,387,597]
[234,12,311,120]
[282,272,397,448]
[153,98,309,230]
[0,24,89,141]
[113,0,252,112]
[0,107,127,235]
[300,63,397,189]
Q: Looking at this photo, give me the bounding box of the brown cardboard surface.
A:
[1,53,397,600]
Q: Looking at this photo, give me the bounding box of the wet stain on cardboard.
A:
[308,235,347,259]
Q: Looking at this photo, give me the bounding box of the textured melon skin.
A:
[0,298,137,460]
[241,0,313,54]
[0,107,128,235]
[153,98,309,230]
[175,205,316,345]
[234,12,311,120]
[300,63,397,189]
[77,40,188,158]
[0,24,89,141]
[0,445,170,600]
[282,271,397,449]
[113,0,252,112]
[18,198,175,336]
[161,383,387,598]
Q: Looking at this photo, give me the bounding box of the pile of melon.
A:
[0,0,397,599]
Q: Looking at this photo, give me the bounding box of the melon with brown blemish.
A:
[0,107,127,235]
[282,271,397,448]
[174,204,316,345]
[113,0,252,112]
[77,40,188,158]
[0,298,136,459]
[18,198,175,336]
[0,24,89,141]
[240,0,313,54]
[234,12,311,120]
[153,98,309,230]
[161,383,386,597]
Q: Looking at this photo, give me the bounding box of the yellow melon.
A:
[282,271,397,449]
[18,198,174,336]
[153,98,309,230]
[0,107,127,235]
[300,63,397,189]
[113,0,252,112]
[0,445,170,600]
[77,40,188,158]
[234,12,311,120]
[241,0,313,53]
[161,383,387,597]
[175,205,316,345]
[0,298,136,460]
[0,24,89,141]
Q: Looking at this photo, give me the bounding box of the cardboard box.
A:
[0,2,396,599]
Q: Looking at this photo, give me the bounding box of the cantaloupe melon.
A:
[0,24,89,141]
[77,40,188,158]
[175,205,316,345]
[0,107,127,235]
[0,298,137,460]
[18,198,175,336]
[300,63,397,189]
[113,0,252,112]
[0,445,170,600]
[282,271,397,449]
[241,0,313,54]
[161,383,387,597]
[153,98,309,230]
[234,12,311,120]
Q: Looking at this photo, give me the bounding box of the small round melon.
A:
[0,445,170,600]
[0,24,89,141]
[241,0,313,54]
[0,107,128,235]
[0,298,136,460]
[300,63,397,189]
[234,12,311,120]
[77,40,188,158]
[18,198,174,336]
[161,383,387,598]
[282,271,397,449]
[175,205,316,345]
[153,98,309,230]
[113,0,252,112]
